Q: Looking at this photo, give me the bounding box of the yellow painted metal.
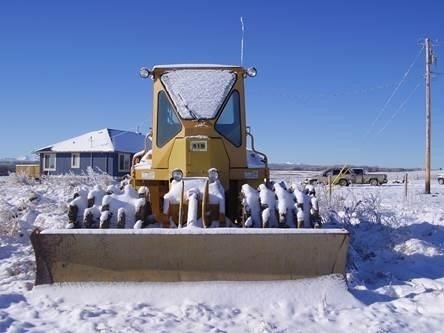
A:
[31,228,349,284]
[168,137,230,188]
[132,65,267,194]
[133,168,170,182]
[150,66,247,171]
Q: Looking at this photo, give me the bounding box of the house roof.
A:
[35,128,147,153]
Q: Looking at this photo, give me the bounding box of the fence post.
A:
[404,173,408,200]
[328,175,332,204]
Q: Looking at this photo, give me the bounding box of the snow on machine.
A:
[30,64,349,285]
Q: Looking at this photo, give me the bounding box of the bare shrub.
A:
[84,167,114,187]
[315,185,389,227]
[0,208,19,236]
[41,168,115,202]
[4,172,37,187]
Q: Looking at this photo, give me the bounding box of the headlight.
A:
[139,67,152,79]
[138,186,149,198]
[171,168,183,182]
[208,168,219,182]
[246,67,257,77]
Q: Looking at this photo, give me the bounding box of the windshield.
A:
[160,69,237,120]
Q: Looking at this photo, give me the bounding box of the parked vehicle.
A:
[306,167,388,186]
[438,174,444,185]
[351,168,388,185]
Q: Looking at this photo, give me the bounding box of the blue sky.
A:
[1,0,443,168]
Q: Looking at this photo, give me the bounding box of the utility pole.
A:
[425,38,432,194]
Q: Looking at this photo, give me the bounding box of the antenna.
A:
[240,16,244,66]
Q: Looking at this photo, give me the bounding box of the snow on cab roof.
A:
[161,69,236,119]
[152,64,241,69]
[35,128,147,153]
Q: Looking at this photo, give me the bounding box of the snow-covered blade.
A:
[30,228,349,284]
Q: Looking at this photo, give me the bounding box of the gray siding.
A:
[84,152,107,174]
[55,153,72,174]
[40,152,131,177]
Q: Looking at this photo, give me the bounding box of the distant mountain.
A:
[0,157,17,163]
[0,155,38,163]
[16,155,39,162]
[269,162,420,172]
[269,163,326,171]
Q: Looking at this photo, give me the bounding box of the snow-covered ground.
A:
[1,170,444,332]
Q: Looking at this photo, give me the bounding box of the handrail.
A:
[246,126,269,180]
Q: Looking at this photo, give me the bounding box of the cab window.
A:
[353,168,364,175]
[157,91,182,147]
[215,90,241,147]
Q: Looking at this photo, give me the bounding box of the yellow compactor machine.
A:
[31,65,349,285]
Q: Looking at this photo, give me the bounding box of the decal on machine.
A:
[141,171,155,179]
[244,170,259,179]
[190,140,207,152]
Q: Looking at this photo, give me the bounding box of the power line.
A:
[363,44,424,139]
[377,81,422,135]
[249,82,400,105]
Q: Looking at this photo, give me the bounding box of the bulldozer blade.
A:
[30,228,349,285]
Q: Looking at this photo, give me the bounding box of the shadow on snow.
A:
[328,206,444,305]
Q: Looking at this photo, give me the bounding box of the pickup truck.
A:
[305,167,388,186]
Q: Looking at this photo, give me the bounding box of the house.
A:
[35,128,147,178]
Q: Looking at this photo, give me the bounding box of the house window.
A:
[43,153,56,171]
[71,153,80,168]
[118,153,131,172]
